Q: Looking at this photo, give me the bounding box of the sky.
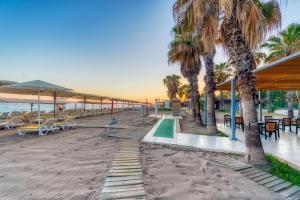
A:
[0,0,299,103]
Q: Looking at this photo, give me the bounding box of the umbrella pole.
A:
[38,89,42,135]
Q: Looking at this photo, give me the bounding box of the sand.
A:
[0,110,154,200]
[142,144,283,200]
[0,110,284,200]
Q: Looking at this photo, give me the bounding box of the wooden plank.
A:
[115,156,140,160]
[243,169,262,176]
[258,176,279,185]
[104,179,143,187]
[270,181,292,192]
[239,167,257,174]
[111,166,141,170]
[232,165,252,171]
[112,162,141,166]
[227,162,247,168]
[252,174,272,182]
[108,172,143,177]
[102,185,144,193]
[106,176,142,182]
[280,185,300,198]
[287,191,300,200]
[247,172,267,179]
[264,178,285,188]
[100,190,145,200]
[110,169,142,173]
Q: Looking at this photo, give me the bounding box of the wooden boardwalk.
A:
[213,157,300,200]
[100,140,146,200]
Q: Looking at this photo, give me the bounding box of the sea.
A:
[0,102,111,113]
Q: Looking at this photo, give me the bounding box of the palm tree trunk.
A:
[204,54,217,134]
[223,0,266,165]
[190,74,204,126]
[287,91,294,118]
[187,76,196,121]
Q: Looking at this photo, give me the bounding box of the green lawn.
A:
[266,154,300,186]
[154,119,174,138]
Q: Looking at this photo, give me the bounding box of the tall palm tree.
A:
[262,23,300,118]
[215,62,233,109]
[174,0,281,165]
[174,0,219,133]
[163,74,181,102]
[168,31,204,126]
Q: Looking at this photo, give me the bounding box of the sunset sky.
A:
[0,0,300,102]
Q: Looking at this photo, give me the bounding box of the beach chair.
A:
[17,118,59,136]
[107,117,118,135]
[0,112,10,120]
[0,116,25,129]
[54,116,77,130]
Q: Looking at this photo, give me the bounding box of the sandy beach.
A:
[0,110,283,200]
[142,144,282,200]
[0,110,154,200]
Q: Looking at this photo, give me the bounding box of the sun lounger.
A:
[17,118,59,136]
[0,116,25,129]
[54,116,77,130]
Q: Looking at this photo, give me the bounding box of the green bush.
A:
[266,154,300,186]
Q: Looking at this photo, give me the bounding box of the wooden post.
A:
[83,96,86,111]
[53,91,57,117]
[111,99,114,114]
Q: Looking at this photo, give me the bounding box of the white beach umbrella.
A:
[0,80,72,135]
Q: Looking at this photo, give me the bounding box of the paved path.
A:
[100,140,146,200]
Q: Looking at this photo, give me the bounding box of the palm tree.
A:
[174,0,281,165]
[215,62,233,110]
[262,23,300,118]
[178,84,190,102]
[163,74,181,102]
[168,31,204,126]
[173,0,219,133]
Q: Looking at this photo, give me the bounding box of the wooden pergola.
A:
[217,52,300,91]
[215,51,300,140]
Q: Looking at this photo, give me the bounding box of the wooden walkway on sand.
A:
[213,157,300,200]
[100,140,146,200]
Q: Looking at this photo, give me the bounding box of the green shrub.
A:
[266,154,300,186]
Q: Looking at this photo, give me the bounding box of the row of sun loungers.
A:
[0,108,130,135]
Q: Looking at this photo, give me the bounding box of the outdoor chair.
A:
[281,118,292,132]
[265,122,280,140]
[264,116,273,122]
[17,118,59,136]
[224,115,231,127]
[294,119,300,134]
[235,117,244,132]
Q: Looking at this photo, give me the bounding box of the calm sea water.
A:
[0,103,111,113]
